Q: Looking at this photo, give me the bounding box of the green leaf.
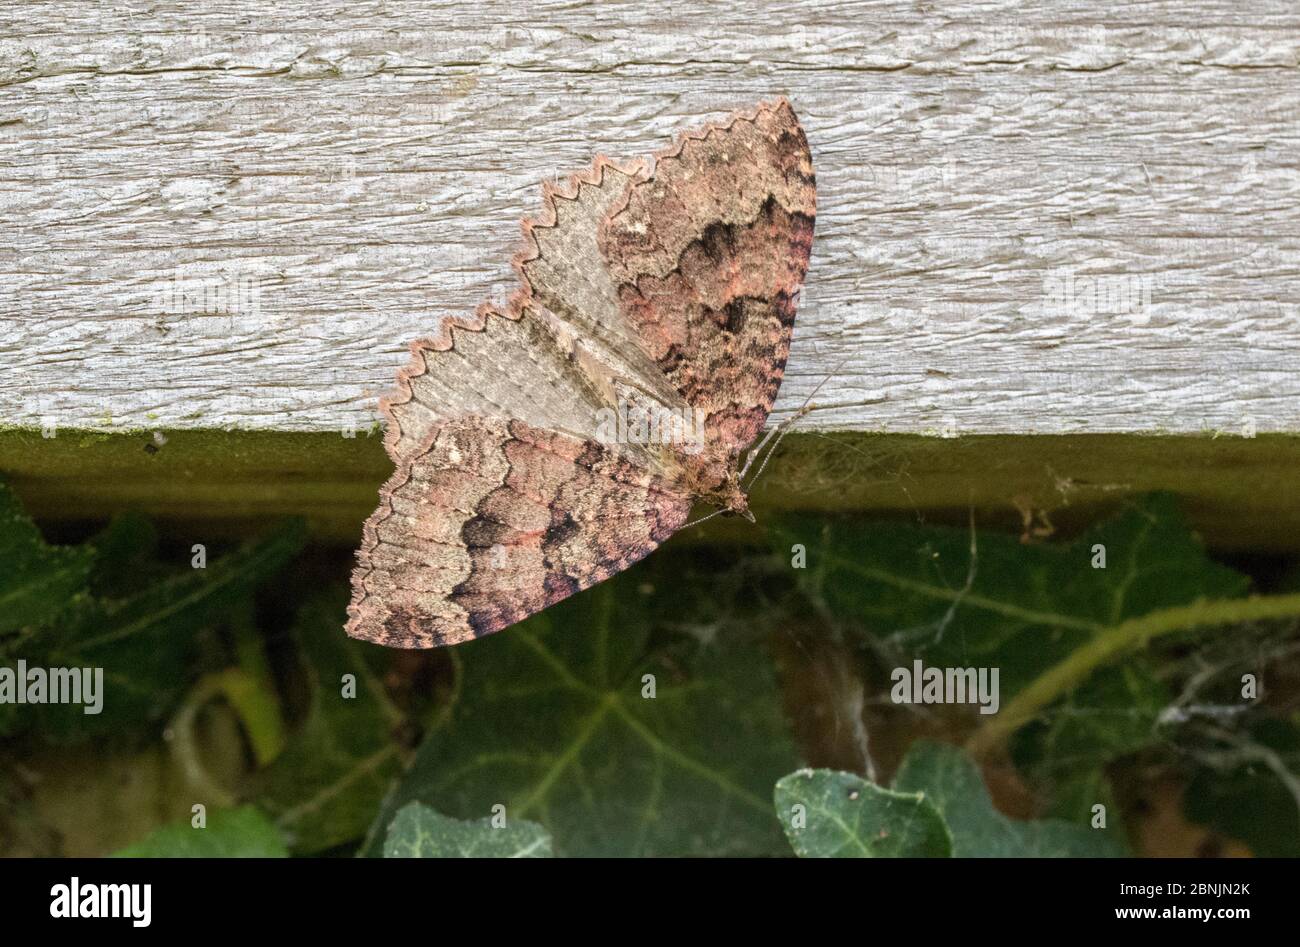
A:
[1014,661,1172,773]
[1183,719,1300,857]
[384,803,553,858]
[774,494,1246,698]
[46,518,307,659]
[0,480,93,638]
[893,742,1125,856]
[775,769,951,857]
[84,513,167,599]
[29,519,307,743]
[773,494,1251,776]
[113,806,288,857]
[363,573,797,857]
[776,742,1125,857]
[1047,766,1126,833]
[252,594,404,854]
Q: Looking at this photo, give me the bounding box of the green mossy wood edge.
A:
[1,427,1297,550]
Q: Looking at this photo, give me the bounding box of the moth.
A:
[348,98,816,648]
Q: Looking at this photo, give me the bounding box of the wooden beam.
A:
[5,429,1299,552]
[4,2,1298,436]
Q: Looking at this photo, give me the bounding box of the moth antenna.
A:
[738,422,783,480]
[742,392,890,493]
[740,358,842,478]
[680,508,728,530]
[741,348,877,483]
[742,405,810,492]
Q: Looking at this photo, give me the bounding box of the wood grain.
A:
[3,2,1298,435]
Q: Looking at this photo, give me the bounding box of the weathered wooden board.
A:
[2,2,1298,436]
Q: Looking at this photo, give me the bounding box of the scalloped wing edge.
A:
[602,96,801,228]
[376,98,798,462]
[346,441,418,635]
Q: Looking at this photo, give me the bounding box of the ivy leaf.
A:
[84,513,167,598]
[1013,662,1173,774]
[892,742,1126,856]
[775,494,1246,695]
[0,480,93,639]
[252,595,404,854]
[1048,766,1127,835]
[384,802,553,858]
[772,494,1248,768]
[775,769,951,857]
[113,806,287,857]
[27,519,307,743]
[776,742,1125,857]
[363,572,797,857]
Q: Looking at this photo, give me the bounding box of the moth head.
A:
[713,472,755,523]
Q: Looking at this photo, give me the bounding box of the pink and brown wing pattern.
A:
[601,98,816,457]
[349,99,816,648]
[347,418,692,648]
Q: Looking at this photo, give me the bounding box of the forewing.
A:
[516,158,689,422]
[385,157,687,469]
[600,98,817,456]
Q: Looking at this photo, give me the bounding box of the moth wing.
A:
[600,98,817,456]
[515,158,691,424]
[382,304,606,464]
[386,157,686,472]
[347,417,692,648]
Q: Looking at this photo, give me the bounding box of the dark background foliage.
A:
[3,481,1298,857]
